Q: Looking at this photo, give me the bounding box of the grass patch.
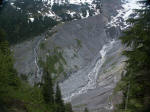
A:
[75,38,82,48]
[39,42,46,50]
[40,42,45,50]
[73,104,87,108]
[5,81,53,112]
[39,47,66,82]
[46,31,58,39]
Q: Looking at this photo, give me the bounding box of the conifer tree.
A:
[55,83,65,112]
[84,107,89,112]
[42,68,54,105]
[0,0,3,5]
[117,0,150,112]
[65,103,73,112]
[0,31,20,109]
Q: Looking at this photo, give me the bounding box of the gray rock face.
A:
[12,36,43,84]
[47,14,109,66]
[71,40,126,112]
[12,0,125,111]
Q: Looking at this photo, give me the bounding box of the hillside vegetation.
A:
[0,32,73,112]
[0,0,58,44]
[115,0,150,112]
[0,0,102,44]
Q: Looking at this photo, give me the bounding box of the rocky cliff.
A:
[12,0,137,111]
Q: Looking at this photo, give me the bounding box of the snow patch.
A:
[45,10,56,17]
[66,10,76,17]
[69,0,93,5]
[107,0,142,30]
[42,0,94,6]
[29,18,34,22]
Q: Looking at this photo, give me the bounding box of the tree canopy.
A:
[116,0,150,112]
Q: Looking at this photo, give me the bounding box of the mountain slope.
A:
[10,0,142,111]
[0,0,102,44]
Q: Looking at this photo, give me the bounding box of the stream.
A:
[33,0,141,107]
[63,40,116,101]
[34,35,45,83]
[60,0,141,105]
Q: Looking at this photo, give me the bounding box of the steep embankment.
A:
[12,0,130,111]
[12,0,121,83]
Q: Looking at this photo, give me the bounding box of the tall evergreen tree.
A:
[0,31,20,111]
[0,28,6,42]
[42,68,54,105]
[55,83,65,112]
[0,0,3,5]
[116,0,150,112]
[84,107,89,112]
[65,103,73,112]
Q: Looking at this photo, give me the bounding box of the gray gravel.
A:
[12,0,125,111]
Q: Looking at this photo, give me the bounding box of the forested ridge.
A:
[0,0,58,44]
[0,0,101,44]
[116,0,150,112]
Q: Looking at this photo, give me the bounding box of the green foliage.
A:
[75,38,82,48]
[0,41,20,101]
[39,47,66,82]
[55,83,65,112]
[9,83,46,112]
[51,3,99,21]
[42,68,54,104]
[0,28,6,42]
[0,32,72,112]
[40,42,45,50]
[65,103,73,112]
[0,0,58,44]
[0,34,47,112]
[84,107,89,112]
[116,0,150,112]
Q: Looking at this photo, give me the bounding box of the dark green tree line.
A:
[0,29,21,111]
[116,0,150,112]
[42,68,54,105]
[55,83,65,112]
[42,60,73,112]
[84,107,89,112]
[0,0,58,44]
[65,103,73,112]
